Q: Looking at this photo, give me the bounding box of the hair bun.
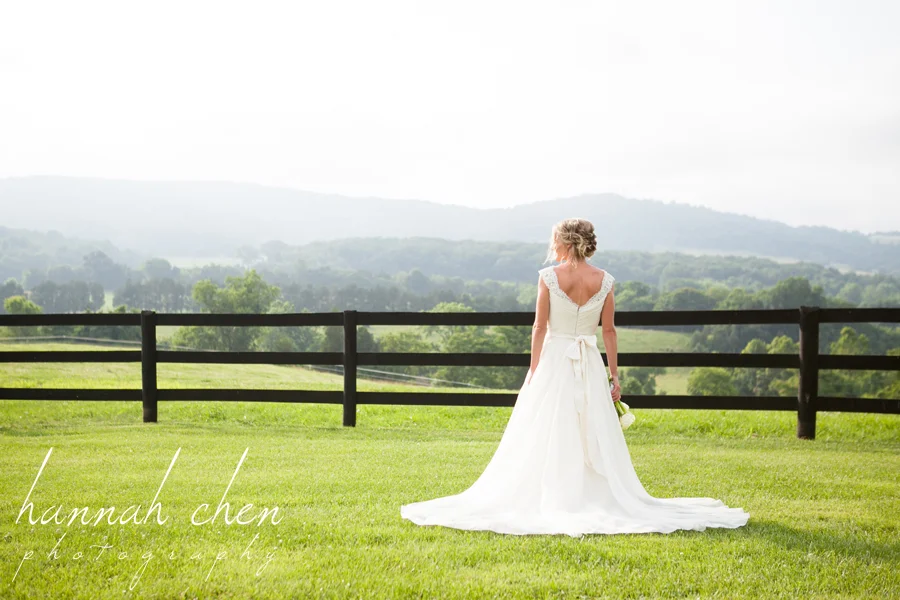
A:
[545,218,597,263]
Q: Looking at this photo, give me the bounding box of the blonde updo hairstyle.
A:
[544,218,597,266]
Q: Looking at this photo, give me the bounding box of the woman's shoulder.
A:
[590,266,615,291]
[581,264,613,282]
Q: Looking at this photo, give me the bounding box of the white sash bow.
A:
[560,334,598,415]
[551,332,605,472]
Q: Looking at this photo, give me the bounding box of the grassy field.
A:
[102,291,116,311]
[652,368,692,395]
[370,324,692,354]
[154,323,691,350]
[157,324,694,394]
[0,343,898,598]
[0,342,510,400]
[0,330,693,396]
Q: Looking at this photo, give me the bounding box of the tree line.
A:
[5,234,900,314]
[3,269,897,397]
[687,329,900,400]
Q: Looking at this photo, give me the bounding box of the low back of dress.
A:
[539,266,615,337]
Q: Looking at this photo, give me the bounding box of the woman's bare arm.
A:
[527,275,551,383]
[600,286,621,400]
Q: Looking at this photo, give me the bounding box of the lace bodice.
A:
[539,266,615,337]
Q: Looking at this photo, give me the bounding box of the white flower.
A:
[620,412,636,430]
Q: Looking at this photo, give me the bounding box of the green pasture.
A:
[0,341,897,598]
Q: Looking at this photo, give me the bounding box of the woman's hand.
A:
[610,374,621,401]
[525,366,537,386]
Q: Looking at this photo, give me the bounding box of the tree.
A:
[860,281,900,307]
[2,295,43,337]
[829,326,870,355]
[82,251,129,290]
[172,270,282,352]
[46,264,78,284]
[494,325,531,354]
[406,269,431,295]
[115,278,189,312]
[731,336,798,397]
[0,279,25,314]
[655,288,717,333]
[819,327,884,398]
[614,281,655,311]
[88,282,105,311]
[837,282,863,305]
[357,326,380,353]
[762,277,825,309]
[379,330,436,355]
[191,269,280,314]
[743,338,768,354]
[424,302,476,343]
[254,300,323,353]
[142,258,179,281]
[30,281,60,312]
[375,330,437,378]
[655,288,717,312]
[71,304,142,342]
[435,326,522,389]
[320,326,343,353]
[29,280,100,313]
[621,367,666,395]
[876,349,900,399]
[687,367,737,396]
[319,325,379,353]
[4,295,42,315]
[765,335,800,396]
[718,288,764,311]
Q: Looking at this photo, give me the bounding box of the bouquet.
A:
[609,374,636,430]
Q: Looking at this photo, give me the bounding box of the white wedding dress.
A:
[400,266,750,537]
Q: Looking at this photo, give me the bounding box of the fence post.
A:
[797,305,820,439]
[141,310,158,423]
[343,310,358,427]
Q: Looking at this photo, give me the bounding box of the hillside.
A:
[254,237,899,298]
[4,226,899,307]
[2,176,898,274]
[0,225,145,282]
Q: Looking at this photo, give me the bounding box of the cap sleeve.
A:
[602,272,615,296]
[538,266,555,288]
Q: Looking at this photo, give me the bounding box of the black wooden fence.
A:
[1,306,898,439]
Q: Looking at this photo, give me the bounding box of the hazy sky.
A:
[1,0,898,233]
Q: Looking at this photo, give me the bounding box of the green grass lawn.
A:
[652,368,692,395]
[156,325,180,341]
[0,343,898,598]
[607,327,692,353]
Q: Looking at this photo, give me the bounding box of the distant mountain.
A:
[1,176,897,274]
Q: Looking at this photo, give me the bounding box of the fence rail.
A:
[1,306,898,439]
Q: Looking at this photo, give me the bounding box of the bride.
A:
[400,218,750,536]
